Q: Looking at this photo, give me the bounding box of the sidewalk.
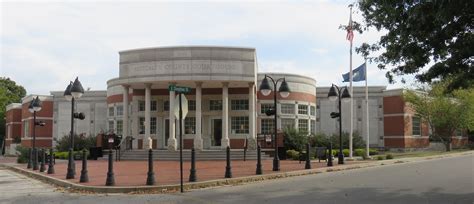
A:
[11,158,357,186]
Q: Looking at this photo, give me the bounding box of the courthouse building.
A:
[3,46,468,154]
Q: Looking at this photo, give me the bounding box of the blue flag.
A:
[342,63,366,82]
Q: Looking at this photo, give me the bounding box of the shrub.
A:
[283,128,308,152]
[309,133,330,147]
[292,152,301,160]
[335,149,350,157]
[15,146,29,163]
[386,154,394,160]
[55,151,68,159]
[354,149,366,157]
[286,149,299,160]
[369,148,379,155]
[54,134,96,152]
[377,155,384,160]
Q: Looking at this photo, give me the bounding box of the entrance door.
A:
[164,119,170,147]
[211,119,222,146]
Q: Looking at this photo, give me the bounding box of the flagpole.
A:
[348,4,354,159]
[365,59,370,159]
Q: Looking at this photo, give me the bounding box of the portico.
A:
[108,46,258,151]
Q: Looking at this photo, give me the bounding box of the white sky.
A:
[1,0,418,95]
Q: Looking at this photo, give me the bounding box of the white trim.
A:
[384,113,412,117]
[22,117,53,121]
[6,122,22,125]
[384,136,429,139]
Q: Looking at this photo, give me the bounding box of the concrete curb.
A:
[1,150,471,194]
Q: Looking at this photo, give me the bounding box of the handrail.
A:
[117,136,130,161]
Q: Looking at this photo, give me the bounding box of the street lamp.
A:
[28,96,42,170]
[259,75,290,171]
[64,77,84,179]
[328,84,351,165]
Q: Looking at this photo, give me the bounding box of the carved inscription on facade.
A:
[130,61,243,76]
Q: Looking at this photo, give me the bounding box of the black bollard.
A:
[80,149,89,183]
[105,150,115,186]
[256,145,263,175]
[47,149,55,174]
[66,148,75,179]
[225,146,232,178]
[189,148,197,182]
[327,142,333,167]
[305,143,312,169]
[33,148,39,170]
[146,149,155,185]
[39,149,46,172]
[27,148,32,169]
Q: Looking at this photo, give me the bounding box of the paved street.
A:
[0,154,473,204]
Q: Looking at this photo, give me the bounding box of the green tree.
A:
[283,128,309,152]
[404,81,474,151]
[0,77,27,154]
[355,1,473,90]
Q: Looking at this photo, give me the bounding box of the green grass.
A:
[382,149,470,159]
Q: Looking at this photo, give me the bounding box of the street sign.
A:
[168,84,191,94]
[174,94,188,119]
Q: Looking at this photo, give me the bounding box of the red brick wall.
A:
[21,139,52,148]
[384,116,405,136]
[6,108,22,123]
[383,96,405,114]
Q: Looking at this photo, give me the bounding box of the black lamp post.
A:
[328,84,351,165]
[259,75,290,171]
[64,77,84,179]
[28,96,42,170]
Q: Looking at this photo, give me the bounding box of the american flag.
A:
[346,12,354,42]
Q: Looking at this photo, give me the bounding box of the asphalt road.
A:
[0,154,473,204]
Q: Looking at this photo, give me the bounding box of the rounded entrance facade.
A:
[106,46,316,151]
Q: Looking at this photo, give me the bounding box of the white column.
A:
[294,103,299,130]
[168,83,177,151]
[221,82,230,148]
[248,82,257,150]
[144,83,151,149]
[122,85,129,141]
[194,82,203,150]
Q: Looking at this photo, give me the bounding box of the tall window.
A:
[231,116,249,134]
[139,100,145,112]
[108,120,114,132]
[139,117,145,134]
[116,120,123,135]
[261,104,273,114]
[185,117,196,134]
[210,100,222,111]
[310,106,316,116]
[23,121,29,138]
[108,107,114,117]
[260,119,274,134]
[281,104,294,114]
[151,101,157,111]
[298,119,308,133]
[231,99,249,110]
[281,119,295,130]
[310,119,316,134]
[298,104,308,115]
[412,117,421,136]
[188,100,196,111]
[116,105,123,116]
[164,101,170,111]
[150,117,157,134]
[456,129,463,137]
